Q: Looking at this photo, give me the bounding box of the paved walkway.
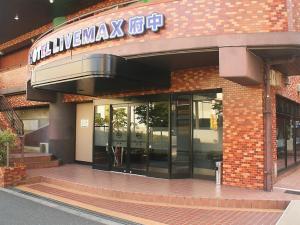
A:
[275,165,300,191]
[18,182,282,225]
[16,164,297,224]
[13,163,300,224]
[27,164,300,201]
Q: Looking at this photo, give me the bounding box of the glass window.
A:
[286,119,295,167]
[193,92,223,179]
[171,95,192,178]
[148,101,170,178]
[296,120,300,162]
[93,105,110,169]
[276,117,286,171]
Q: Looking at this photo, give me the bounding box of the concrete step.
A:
[11,155,52,163]
[22,175,289,210]
[10,153,59,169]
[16,182,283,225]
[24,160,60,169]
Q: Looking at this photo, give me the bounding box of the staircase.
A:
[0,95,59,169]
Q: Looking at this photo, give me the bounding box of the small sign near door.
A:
[80,119,89,128]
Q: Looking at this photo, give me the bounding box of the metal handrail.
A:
[0,95,24,136]
[33,0,140,45]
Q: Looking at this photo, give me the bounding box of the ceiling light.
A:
[14,14,19,21]
[49,0,54,3]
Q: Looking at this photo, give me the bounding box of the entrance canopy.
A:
[31,54,170,96]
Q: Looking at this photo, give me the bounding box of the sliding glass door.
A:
[93,92,223,180]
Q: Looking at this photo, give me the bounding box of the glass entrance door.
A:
[93,105,110,170]
[129,104,148,174]
[171,94,192,178]
[111,105,129,172]
[111,103,148,174]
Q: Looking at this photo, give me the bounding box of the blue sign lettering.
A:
[30,12,165,64]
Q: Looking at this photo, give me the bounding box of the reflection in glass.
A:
[94,105,110,169]
[130,104,148,174]
[296,120,300,162]
[193,93,223,178]
[148,101,169,178]
[111,106,128,171]
[171,95,191,178]
[277,117,286,171]
[286,119,295,167]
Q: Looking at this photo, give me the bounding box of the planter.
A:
[0,164,26,187]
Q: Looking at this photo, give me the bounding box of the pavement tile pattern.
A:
[21,183,282,225]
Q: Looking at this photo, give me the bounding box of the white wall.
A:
[76,103,94,162]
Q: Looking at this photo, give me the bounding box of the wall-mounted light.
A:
[0,51,4,56]
[49,0,54,3]
[14,14,19,21]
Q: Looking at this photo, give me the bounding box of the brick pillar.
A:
[222,83,265,189]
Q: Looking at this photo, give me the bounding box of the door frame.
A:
[128,102,149,175]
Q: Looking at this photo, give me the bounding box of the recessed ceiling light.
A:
[49,0,54,3]
[14,14,19,21]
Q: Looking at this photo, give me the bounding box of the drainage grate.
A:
[8,187,140,225]
[285,190,300,195]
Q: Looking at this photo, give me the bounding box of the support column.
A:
[49,93,76,163]
[264,64,273,192]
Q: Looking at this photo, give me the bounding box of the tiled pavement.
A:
[17,164,300,224]
[18,182,282,225]
[26,164,300,201]
[274,165,300,191]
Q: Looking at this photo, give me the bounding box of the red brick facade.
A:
[64,67,265,189]
[0,165,26,187]
[0,0,299,190]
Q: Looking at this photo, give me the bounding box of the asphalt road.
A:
[0,189,127,225]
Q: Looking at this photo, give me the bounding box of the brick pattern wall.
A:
[32,0,290,68]
[287,0,300,31]
[0,165,26,187]
[0,48,29,70]
[0,66,29,90]
[0,0,291,54]
[65,67,265,189]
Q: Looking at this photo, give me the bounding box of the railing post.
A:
[20,135,24,163]
[6,142,9,167]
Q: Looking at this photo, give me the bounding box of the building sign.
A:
[80,119,89,128]
[29,12,165,64]
[270,69,283,87]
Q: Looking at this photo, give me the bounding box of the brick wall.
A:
[0,165,26,187]
[0,66,29,90]
[287,0,300,32]
[0,0,292,54]
[64,66,265,189]
[31,0,290,67]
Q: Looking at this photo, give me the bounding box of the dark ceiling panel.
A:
[0,0,100,44]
